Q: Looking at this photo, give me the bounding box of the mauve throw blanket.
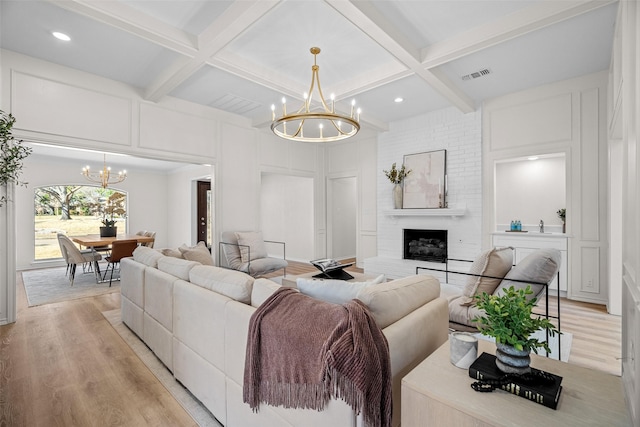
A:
[243,287,392,427]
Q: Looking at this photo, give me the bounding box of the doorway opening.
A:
[196,180,212,248]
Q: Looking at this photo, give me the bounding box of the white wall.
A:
[495,156,566,231]
[375,107,483,264]
[328,176,357,260]
[609,2,640,423]
[325,133,379,267]
[260,173,314,262]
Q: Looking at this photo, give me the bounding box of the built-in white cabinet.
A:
[491,232,568,294]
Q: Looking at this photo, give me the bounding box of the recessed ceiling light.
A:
[52,31,71,41]
[528,156,539,161]
[394,97,404,103]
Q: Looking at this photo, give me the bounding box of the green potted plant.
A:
[557,208,566,233]
[383,162,411,209]
[0,110,32,207]
[473,285,559,373]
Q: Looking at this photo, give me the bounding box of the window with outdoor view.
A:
[34,185,128,260]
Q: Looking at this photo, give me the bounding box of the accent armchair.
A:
[415,247,562,358]
[219,231,287,277]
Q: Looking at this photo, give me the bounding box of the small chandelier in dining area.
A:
[81,154,127,188]
[271,47,361,143]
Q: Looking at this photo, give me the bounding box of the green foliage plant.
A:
[0,110,32,207]
[473,285,559,354]
[383,162,411,184]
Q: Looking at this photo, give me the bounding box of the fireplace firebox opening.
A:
[403,229,447,262]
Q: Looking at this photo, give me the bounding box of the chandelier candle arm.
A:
[81,154,127,188]
[270,47,361,143]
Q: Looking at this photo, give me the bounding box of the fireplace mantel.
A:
[383,207,466,217]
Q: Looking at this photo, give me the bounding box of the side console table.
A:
[401,340,629,426]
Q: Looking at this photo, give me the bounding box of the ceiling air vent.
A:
[461,68,492,81]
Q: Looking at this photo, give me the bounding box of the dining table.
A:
[71,233,155,248]
[71,234,154,283]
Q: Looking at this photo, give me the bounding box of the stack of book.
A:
[468,352,563,409]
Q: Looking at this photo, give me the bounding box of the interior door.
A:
[197,180,211,247]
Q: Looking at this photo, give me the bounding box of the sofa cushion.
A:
[251,278,284,307]
[179,241,214,265]
[157,256,200,281]
[460,247,513,305]
[296,274,385,305]
[160,248,183,258]
[357,275,440,329]
[132,245,164,268]
[495,248,561,300]
[189,265,254,304]
[448,295,484,327]
[235,231,268,263]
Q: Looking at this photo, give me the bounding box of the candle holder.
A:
[439,192,448,208]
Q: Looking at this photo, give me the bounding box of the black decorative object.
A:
[100,226,117,238]
[469,352,563,409]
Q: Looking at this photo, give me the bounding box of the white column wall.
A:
[368,107,483,279]
[609,1,640,424]
[483,71,609,305]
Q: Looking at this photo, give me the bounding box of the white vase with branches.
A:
[383,163,411,209]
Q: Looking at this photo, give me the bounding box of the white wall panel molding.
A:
[488,93,573,150]
[579,246,601,296]
[11,70,132,146]
[579,88,602,241]
[138,102,216,159]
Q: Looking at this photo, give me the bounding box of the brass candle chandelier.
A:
[271,47,361,143]
[81,154,127,188]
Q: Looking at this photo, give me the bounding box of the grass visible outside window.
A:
[34,185,127,260]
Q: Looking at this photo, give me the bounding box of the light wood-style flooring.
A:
[0,260,621,426]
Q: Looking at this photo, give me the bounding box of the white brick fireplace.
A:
[365,107,483,282]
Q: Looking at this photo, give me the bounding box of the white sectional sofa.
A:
[120,246,449,427]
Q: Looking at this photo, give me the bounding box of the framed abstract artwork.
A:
[402,150,446,208]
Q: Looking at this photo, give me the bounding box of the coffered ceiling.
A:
[1,0,618,134]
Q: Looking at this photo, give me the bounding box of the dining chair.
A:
[143,231,156,248]
[57,234,102,286]
[103,239,138,286]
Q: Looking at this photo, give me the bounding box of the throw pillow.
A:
[297,274,385,305]
[235,231,268,263]
[161,248,183,259]
[179,241,214,266]
[494,248,561,300]
[460,246,513,306]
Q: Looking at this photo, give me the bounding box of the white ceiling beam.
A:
[421,0,617,69]
[326,0,476,114]
[47,0,198,55]
[144,0,280,102]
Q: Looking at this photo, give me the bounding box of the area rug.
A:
[102,309,222,427]
[21,265,120,307]
[474,329,573,362]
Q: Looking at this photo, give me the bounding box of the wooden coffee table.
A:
[281,271,380,288]
[401,339,630,426]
